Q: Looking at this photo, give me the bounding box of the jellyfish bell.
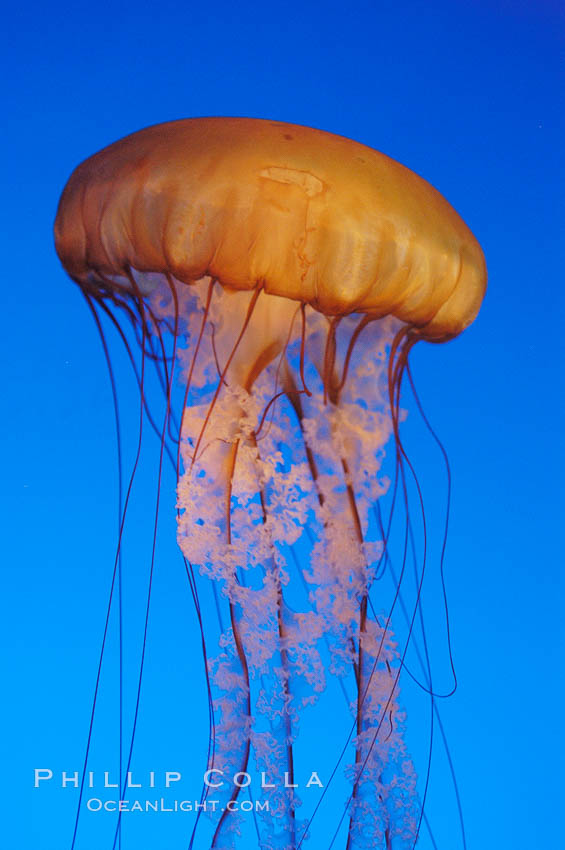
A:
[54,117,486,850]
[55,117,485,338]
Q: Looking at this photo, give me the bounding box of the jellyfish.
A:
[54,117,486,850]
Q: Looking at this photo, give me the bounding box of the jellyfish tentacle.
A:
[164,277,220,849]
[191,287,262,468]
[176,278,215,483]
[96,297,178,468]
[252,304,301,445]
[207,435,253,848]
[405,361,457,697]
[254,443,298,848]
[338,453,401,850]
[110,274,182,849]
[143,297,182,443]
[299,303,312,398]
[68,294,147,850]
[342,482,374,850]
[282,365,323,508]
[285,316,421,849]
[284,347,382,848]
[195,294,297,846]
[338,336,433,850]
[322,316,340,405]
[335,314,372,398]
[210,321,230,387]
[321,320,380,846]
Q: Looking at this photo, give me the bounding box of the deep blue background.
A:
[1,1,563,848]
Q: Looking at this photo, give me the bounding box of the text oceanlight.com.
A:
[86,798,268,813]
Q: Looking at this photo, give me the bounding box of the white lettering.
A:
[62,771,79,788]
[234,772,251,788]
[104,772,118,788]
[306,771,324,788]
[204,769,224,788]
[261,772,275,788]
[34,769,53,787]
